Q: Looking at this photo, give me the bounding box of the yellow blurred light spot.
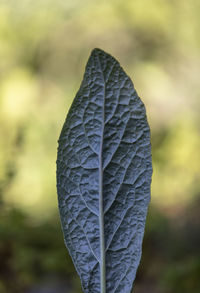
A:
[1,69,38,121]
[152,115,200,209]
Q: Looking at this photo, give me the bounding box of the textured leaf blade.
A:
[56,48,152,293]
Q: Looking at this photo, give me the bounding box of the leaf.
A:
[56,48,152,293]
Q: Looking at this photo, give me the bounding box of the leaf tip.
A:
[89,48,117,72]
[90,47,114,61]
[90,47,105,55]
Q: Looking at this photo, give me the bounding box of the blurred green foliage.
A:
[0,0,200,292]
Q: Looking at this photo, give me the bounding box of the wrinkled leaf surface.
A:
[56,48,152,293]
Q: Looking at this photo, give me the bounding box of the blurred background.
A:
[0,0,200,292]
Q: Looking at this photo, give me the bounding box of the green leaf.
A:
[56,48,152,293]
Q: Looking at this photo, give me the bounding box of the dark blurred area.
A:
[0,1,200,292]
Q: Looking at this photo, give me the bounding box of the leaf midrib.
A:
[97,52,106,293]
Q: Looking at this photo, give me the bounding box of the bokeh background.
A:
[0,0,200,292]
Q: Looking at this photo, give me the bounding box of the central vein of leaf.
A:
[97,53,106,293]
